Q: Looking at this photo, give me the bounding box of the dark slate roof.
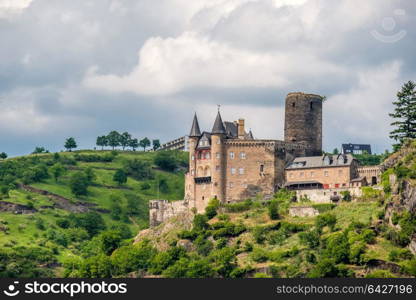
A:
[286,154,355,170]
[189,113,201,137]
[224,121,238,138]
[212,111,226,134]
[246,130,254,140]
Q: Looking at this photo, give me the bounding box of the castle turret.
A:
[211,110,226,203]
[284,92,323,156]
[188,113,201,203]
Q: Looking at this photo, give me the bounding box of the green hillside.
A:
[0,150,187,277]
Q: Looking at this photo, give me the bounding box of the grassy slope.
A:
[0,150,185,268]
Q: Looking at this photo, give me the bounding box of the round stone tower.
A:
[284,92,323,156]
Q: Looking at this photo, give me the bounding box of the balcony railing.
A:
[194,176,211,184]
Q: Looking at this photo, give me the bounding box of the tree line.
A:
[96,131,160,152]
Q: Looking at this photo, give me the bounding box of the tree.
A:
[50,163,66,182]
[69,172,89,196]
[113,169,127,185]
[128,138,139,151]
[84,167,96,184]
[32,147,47,154]
[120,132,132,151]
[64,137,77,152]
[139,137,151,151]
[0,152,7,160]
[96,136,108,150]
[333,148,339,155]
[107,131,121,150]
[389,81,416,151]
[154,151,178,171]
[152,139,161,151]
[268,199,279,220]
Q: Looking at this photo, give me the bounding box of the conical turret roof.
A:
[211,111,226,134]
[189,113,201,137]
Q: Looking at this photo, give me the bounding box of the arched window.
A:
[204,166,211,177]
[310,102,313,110]
[292,102,295,108]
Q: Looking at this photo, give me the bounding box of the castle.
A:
[150,92,330,225]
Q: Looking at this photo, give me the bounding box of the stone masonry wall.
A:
[295,187,362,203]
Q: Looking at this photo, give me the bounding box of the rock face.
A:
[400,180,416,215]
[149,200,190,227]
[135,211,194,251]
[0,201,36,214]
[289,206,319,217]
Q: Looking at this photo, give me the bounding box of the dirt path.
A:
[18,184,94,213]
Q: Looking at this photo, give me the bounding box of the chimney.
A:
[238,119,245,139]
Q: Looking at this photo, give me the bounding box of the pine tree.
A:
[389,81,416,151]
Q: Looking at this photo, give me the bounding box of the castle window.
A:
[191,155,195,161]
[217,139,221,145]
[324,171,329,177]
[230,152,235,159]
[300,172,304,178]
[239,168,245,175]
[292,102,295,108]
[216,165,220,171]
[205,152,211,159]
[310,171,314,177]
[216,152,220,159]
[191,170,195,176]
[260,164,264,173]
[231,168,236,175]
[338,170,343,175]
[229,182,234,188]
[198,152,202,159]
[240,152,246,159]
[289,173,294,179]
[310,102,313,110]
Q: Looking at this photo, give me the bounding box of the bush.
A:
[322,232,350,264]
[123,159,154,180]
[312,204,336,213]
[341,191,352,202]
[194,235,213,256]
[308,259,353,278]
[365,270,396,278]
[268,200,279,220]
[224,199,252,212]
[69,172,89,196]
[315,214,337,232]
[388,249,414,262]
[251,247,269,263]
[349,242,366,264]
[154,151,179,172]
[193,214,210,231]
[299,230,320,249]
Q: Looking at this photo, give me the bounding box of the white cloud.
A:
[84,31,344,95]
[0,0,32,18]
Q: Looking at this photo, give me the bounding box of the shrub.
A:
[365,270,396,278]
[299,230,320,249]
[340,191,352,202]
[268,200,279,220]
[193,214,209,231]
[315,213,337,232]
[388,249,414,262]
[322,232,350,264]
[349,242,366,264]
[360,229,376,244]
[312,204,336,213]
[308,259,353,278]
[194,235,213,256]
[250,247,269,263]
[224,199,252,212]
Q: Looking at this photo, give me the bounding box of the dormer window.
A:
[323,156,330,166]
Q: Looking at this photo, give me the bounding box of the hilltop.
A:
[0,150,187,277]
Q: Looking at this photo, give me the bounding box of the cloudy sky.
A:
[0,0,414,156]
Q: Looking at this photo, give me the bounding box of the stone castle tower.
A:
[284,92,323,156]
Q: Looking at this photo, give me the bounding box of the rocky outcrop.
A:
[149,199,190,227]
[135,211,194,251]
[18,184,93,213]
[400,180,416,215]
[0,201,37,214]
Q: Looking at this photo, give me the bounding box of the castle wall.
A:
[284,92,323,156]
[295,187,362,203]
